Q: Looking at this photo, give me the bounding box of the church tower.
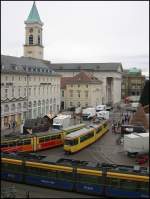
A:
[24,1,44,59]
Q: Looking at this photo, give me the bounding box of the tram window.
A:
[107,177,120,188]
[24,139,31,145]
[77,174,100,184]
[51,136,56,140]
[1,143,8,147]
[3,163,22,172]
[80,131,94,143]
[57,171,73,180]
[140,182,149,192]
[103,122,107,128]
[48,170,57,178]
[55,134,61,139]
[39,137,44,143]
[17,140,23,146]
[45,136,51,141]
[120,179,137,191]
[96,126,102,134]
[9,141,17,147]
[65,139,78,145]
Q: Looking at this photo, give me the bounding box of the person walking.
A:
[8,123,11,129]
[112,123,115,133]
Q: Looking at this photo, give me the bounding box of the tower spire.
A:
[25,1,43,25]
[24,1,44,59]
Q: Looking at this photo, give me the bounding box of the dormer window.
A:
[29,35,33,45]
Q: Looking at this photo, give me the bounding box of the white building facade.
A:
[1,56,61,130]
[1,2,61,130]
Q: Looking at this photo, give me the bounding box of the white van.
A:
[96,111,109,120]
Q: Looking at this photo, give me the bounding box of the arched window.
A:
[17,103,21,111]
[4,105,9,112]
[11,104,16,111]
[38,100,41,106]
[28,101,32,108]
[42,99,45,105]
[38,35,40,45]
[23,102,27,108]
[29,35,33,45]
[33,101,37,107]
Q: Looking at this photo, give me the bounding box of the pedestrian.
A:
[8,123,11,128]
[112,123,115,133]
[12,121,16,129]
[122,118,124,125]
[127,115,130,123]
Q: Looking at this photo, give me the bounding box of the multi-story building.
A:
[121,67,145,100]
[51,63,123,105]
[1,2,61,130]
[61,71,103,109]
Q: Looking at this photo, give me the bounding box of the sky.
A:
[1,1,149,76]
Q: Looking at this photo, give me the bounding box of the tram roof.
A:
[65,127,94,139]
[63,123,85,131]
[34,129,62,137]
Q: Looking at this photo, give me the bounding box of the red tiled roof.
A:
[61,77,72,89]
[61,71,102,89]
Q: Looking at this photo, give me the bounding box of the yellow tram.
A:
[64,120,109,153]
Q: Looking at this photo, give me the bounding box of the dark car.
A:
[121,124,146,136]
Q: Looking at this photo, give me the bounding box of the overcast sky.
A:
[1,1,149,76]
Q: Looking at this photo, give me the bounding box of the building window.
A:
[77,102,80,107]
[5,89,8,98]
[24,88,26,96]
[17,103,21,112]
[86,85,88,88]
[69,90,73,97]
[38,35,40,44]
[12,88,14,97]
[11,104,15,111]
[29,34,33,45]
[18,88,20,97]
[19,76,21,81]
[24,77,26,81]
[12,76,14,81]
[62,90,64,97]
[34,87,36,95]
[77,90,80,97]
[70,102,73,106]
[39,87,40,95]
[5,76,8,81]
[29,88,31,96]
[85,91,88,97]
[4,105,9,112]
[23,102,27,108]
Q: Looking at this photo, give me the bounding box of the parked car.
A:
[135,154,149,164]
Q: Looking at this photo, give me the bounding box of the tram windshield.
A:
[64,139,78,146]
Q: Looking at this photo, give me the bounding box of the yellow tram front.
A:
[64,127,95,153]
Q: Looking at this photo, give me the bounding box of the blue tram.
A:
[1,153,149,198]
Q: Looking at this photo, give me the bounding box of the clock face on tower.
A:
[29,28,33,33]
